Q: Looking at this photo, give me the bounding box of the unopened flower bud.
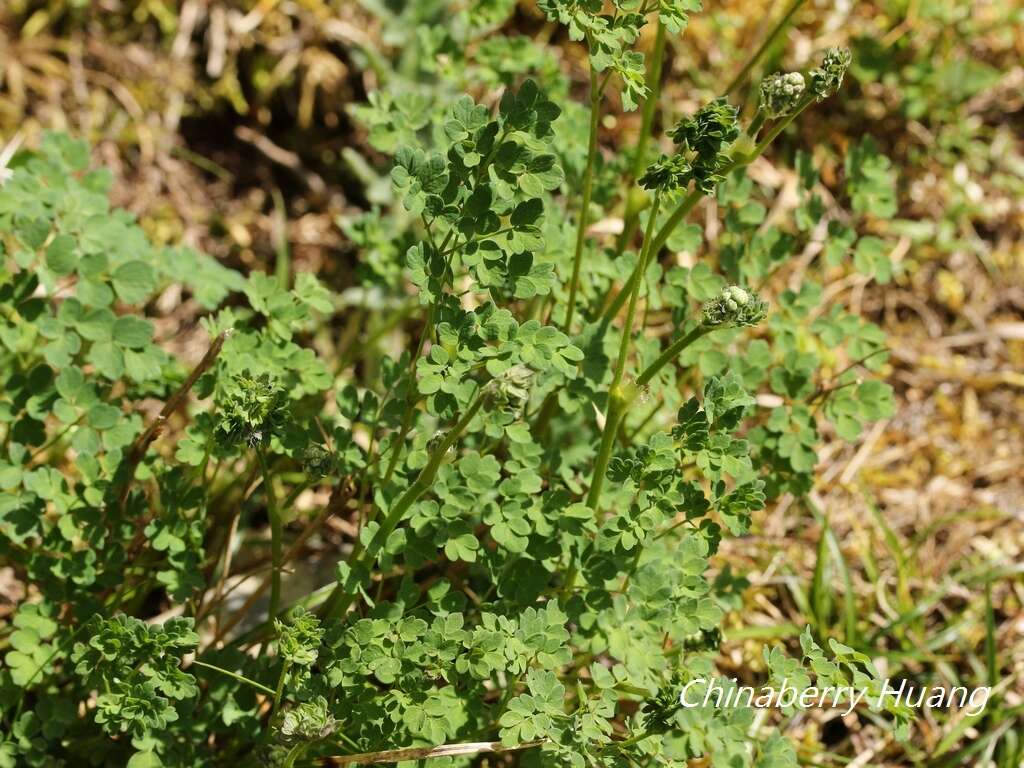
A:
[275,696,336,742]
[760,72,806,118]
[490,363,534,414]
[639,153,693,192]
[216,372,288,448]
[809,47,852,101]
[302,444,334,477]
[702,286,768,327]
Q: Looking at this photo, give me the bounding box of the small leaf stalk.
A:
[562,67,603,333]
[323,387,490,620]
[587,187,662,510]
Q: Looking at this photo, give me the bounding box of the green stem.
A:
[635,325,711,388]
[745,92,814,157]
[272,188,290,289]
[586,190,662,510]
[256,445,283,624]
[322,388,490,620]
[382,303,437,484]
[282,743,309,768]
[190,659,277,696]
[646,187,707,268]
[611,731,649,750]
[29,414,86,461]
[271,660,291,719]
[746,108,766,140]
[723,0,809,96]
[604,94,816,322]
[602,189,701,325]
[562,68,602,333]
[616,19,667,254]
[567,322,713,596]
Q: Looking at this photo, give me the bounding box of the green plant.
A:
[1,4,911,766]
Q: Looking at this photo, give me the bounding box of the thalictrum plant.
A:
[1,3,905,766]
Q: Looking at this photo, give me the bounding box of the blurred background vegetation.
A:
[1,1,1022,764]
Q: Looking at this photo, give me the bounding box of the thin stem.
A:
[602,189,701,325]
[379,122,510,483]
[204,481,356,648]
[282,744,308,768]
[646,187,706,267]
[190,659,277,696]
[116,329,230,510]
[723,0,809,97]
[749,94,813,154]
[322,388,490,620]
[29,414,86,461]
[636,325,711,388]
[272,188,290,288]
[583,320,713,532]
[257,445,283,624]
[271,660,291,719]
[562,67,602,333]
[746,108,766,140]
[616,18,667,255]
[610,731,649,750]
[586,190,662,510]
[381,303,436,484]
[604,94,816,321]
[808,348,890,402]
[611,190,663,395]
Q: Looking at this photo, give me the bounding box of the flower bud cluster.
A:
[216,372,288,448]
[276,696,336,742]
[702,286,768,328]
[301,444,334,477]
[810,47,852,101]
[648,97,741,195]
[639,153,693,192]
[490,363,534,418]
[759,72,806,118]
[669,98,740,157]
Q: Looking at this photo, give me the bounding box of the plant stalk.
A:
[562,68,602,333]
[601,189,701,325]
[723,0,809,96]
[586,189,662,510]
[322,388,490,620]
[636,324,710,388]
[257,445,283,623]
[616,18,667,254]
[567,321,711,597]
[603,93,816,321]
[271,660,291,719]
[381,303,437,484]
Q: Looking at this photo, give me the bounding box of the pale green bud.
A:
[810,47,852,100]
[703,286,768,327]
[759,72,806,118]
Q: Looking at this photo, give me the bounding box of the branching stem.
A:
[723,0,809,96]
[322,388,490,620]
[603,94,816,322]
[587,189,662,510]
